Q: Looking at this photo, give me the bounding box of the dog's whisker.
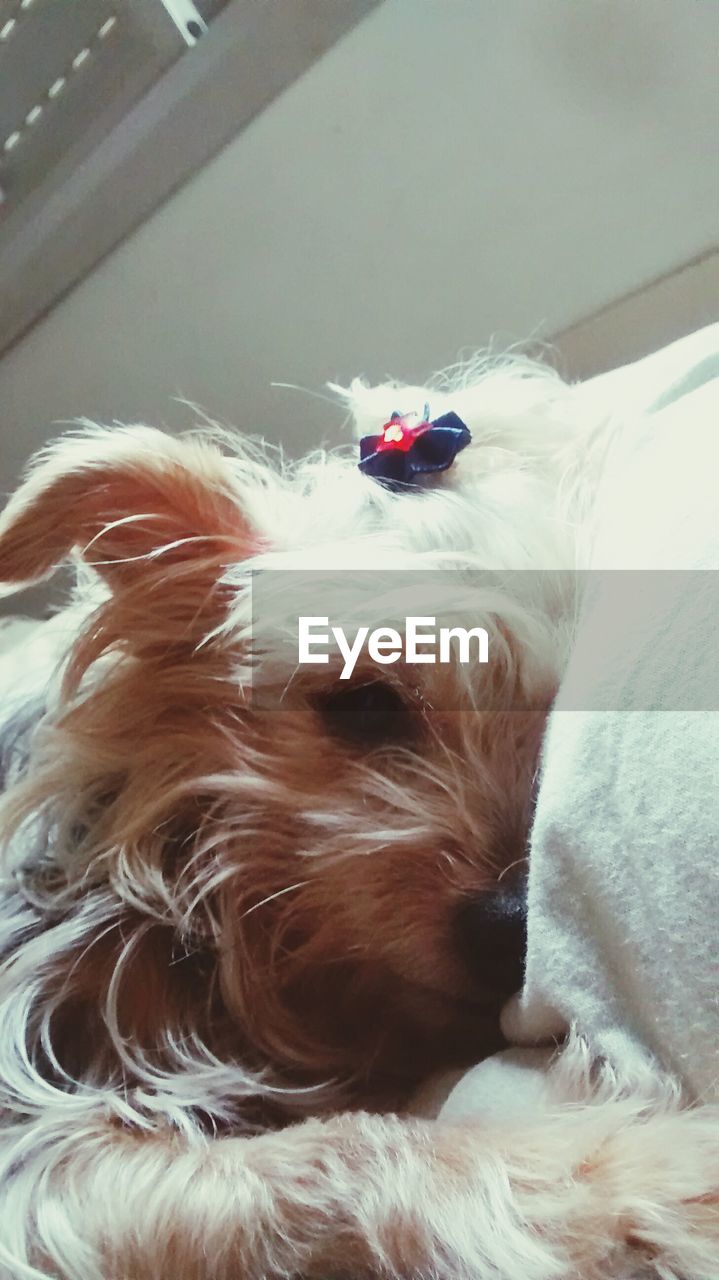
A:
[497,856,529,884]
[236,882,310,924]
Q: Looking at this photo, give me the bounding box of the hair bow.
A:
[358,405,471,491]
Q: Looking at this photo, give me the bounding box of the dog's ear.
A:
[0,425,256,595]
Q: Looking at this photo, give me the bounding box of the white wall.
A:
[0,0,717,507]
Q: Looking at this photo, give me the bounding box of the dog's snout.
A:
[454,884,527,998]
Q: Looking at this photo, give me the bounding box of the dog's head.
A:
[0,425,559,1113]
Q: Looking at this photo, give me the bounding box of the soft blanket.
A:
[440,323,719,1120]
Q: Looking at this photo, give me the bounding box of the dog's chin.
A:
[272,960,510,1102]
[388,974,512,1067]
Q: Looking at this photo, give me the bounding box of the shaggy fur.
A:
[0,358,716,1279]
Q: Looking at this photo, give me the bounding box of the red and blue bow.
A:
[358,405,471,490]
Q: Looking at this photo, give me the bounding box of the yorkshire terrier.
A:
[0,359,716,1279]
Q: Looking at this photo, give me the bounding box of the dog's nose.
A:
[453,884,527,998]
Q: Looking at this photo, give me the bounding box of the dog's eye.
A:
[315,681,416,747]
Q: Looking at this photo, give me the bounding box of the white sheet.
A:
[443,324,719,1117]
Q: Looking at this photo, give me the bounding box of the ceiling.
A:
[0,0,716,501]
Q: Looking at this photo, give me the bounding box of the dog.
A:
[0,358,716,1279]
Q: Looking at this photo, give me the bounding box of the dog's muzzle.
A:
[453,883,528,999]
